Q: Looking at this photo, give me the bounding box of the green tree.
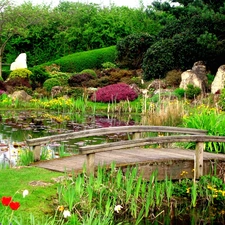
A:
[0,0,51,77]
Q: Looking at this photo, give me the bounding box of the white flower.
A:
[63,210,71,218]
[23,190,29,198]
[114,205,123,213]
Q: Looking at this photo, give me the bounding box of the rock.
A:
[211,65,225,94]
[10,90,32,101]
[148,79,167,90]
[10,53,27,71]
[179,61,207,93]
[51,86,63,97]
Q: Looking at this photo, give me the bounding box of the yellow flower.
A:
[57,205,64,212]
[186,188,190,194]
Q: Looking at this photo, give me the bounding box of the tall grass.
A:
[182,104,225,153]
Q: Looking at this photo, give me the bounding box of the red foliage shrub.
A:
[91,83,138,103]
[68,73,94,87]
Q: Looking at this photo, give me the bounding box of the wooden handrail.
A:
[26,125,207,146]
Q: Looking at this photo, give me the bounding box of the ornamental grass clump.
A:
[91,83,138,103]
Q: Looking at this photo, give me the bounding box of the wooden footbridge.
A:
[26,126,225,180]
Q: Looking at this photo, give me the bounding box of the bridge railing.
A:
[25,125,225,178]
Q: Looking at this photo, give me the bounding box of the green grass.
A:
[0,167,63,219]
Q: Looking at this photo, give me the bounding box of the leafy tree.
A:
[0,0,50,77]
[116,33,155,69]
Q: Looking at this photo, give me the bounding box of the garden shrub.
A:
[88,76,110,88]
[47,46,116,73]
[8,68,32,80]
[43,78,61,92]
[68,73,94,87]
[67,87,84,99]
[116,33,155,69]
[185,84,201,99]
[50,72,71,86]
[30,66,50,89]
[91,83,138,103]
[5,77,32,91]
[174,88,185,98]
[108,69,136,85]
[165,69,182,87]
[80,69,97,78]
[101,62,117,69]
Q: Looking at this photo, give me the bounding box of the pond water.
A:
[0,110,137,166]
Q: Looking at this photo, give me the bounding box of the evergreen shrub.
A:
[50,72,71,86]
[8,69,32,80]
[43,78,61,92]
[185,84,201,99]
[80,69,97,78]
[49,46,116,73]
[91,83,138,103]
[67,87,84,99]
[30,66,50,88]
[174,88,185,98]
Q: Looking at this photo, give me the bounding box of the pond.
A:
[0,110,137,166]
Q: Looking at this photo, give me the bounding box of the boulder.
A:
[10,53,27,71]
[51,86,63,97]
[10,90,32,101]
[211,65,225,94]
[179,61,207,93]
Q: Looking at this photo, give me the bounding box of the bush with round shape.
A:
[165,69,182,87]
[80,69,97,78]
[101,62,117,69]
[8,68,33,80]
[91,83,138,103]
[185,84,201,99]
[43,78,61,92]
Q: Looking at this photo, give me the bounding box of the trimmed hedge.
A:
[45,46,116,73]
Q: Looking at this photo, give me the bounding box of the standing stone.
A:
[179,61,207,93]
[211,65,225,94]
[10,53,27,71]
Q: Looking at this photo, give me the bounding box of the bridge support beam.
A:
[196,142,204,179]
[86,153,95,175]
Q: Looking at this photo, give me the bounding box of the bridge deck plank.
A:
[33,148,225,177]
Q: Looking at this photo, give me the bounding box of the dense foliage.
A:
[1,0,225,83]
[91,83,138,103]
[116,33,155,69]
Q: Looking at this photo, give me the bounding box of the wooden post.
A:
[195,142,204,179]
[33,146,41,161]
[86,153,95,175]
